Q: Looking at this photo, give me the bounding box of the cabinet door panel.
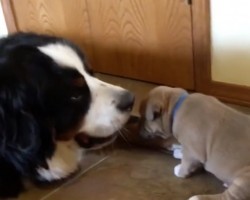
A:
[11,0,95,60]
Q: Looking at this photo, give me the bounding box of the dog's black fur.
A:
[0,33,92,198]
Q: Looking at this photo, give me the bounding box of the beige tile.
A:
[19,153,108,200]
[227,103,250,114]
[45,149,223,200]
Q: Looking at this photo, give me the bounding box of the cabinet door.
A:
[9,0,194,89]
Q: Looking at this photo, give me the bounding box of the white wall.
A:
[211,0,250,86]
[0,1,8,37]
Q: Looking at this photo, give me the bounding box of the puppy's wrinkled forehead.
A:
[140,88,167,119]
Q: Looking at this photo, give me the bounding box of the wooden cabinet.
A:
[4,0,250,105]
[82,0,194,89]
[3,0,194,89]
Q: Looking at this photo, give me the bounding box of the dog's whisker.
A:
[120,129,130,139]
[118,130,132,148]
[121,127,130,134]
[120,128,133,142]
[110,140,115,153]
[118,130,127,140]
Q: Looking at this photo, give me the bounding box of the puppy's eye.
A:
[71,95,83,101]
[153,110,162,120]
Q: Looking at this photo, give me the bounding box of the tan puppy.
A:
[140,86,250,200]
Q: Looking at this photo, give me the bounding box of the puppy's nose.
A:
[116,91,135,112]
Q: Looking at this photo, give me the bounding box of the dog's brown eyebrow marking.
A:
[72,77,86,87]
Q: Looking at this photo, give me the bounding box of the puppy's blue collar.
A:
[170,92,188,132]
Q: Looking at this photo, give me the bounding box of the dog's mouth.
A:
[74,114,135,150]
[75,132,118,150]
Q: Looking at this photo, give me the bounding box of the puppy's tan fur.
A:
[140,86,250,200]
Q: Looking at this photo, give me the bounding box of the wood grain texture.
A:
[10,0,94,60]
[8,0,194,89]
[192,0,250,106]
[192,0,211,92]
[86,0,194,89]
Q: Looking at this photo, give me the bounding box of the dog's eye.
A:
[71,95,83,101]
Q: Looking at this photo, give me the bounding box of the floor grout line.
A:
[40,156,110,200]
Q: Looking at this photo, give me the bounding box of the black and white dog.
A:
[0,32,134,198]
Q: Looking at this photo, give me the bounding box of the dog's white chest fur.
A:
[37,141,84,181]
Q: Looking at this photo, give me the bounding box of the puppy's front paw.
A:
[174,164,190,178]
[173,148,182,159]
[168,144,181,151]
[188,195,202,200]
[174,164,182,177]
[223,183,229,188]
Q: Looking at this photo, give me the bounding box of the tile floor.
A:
[19,74,250,200]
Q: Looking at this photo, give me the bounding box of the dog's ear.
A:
[0,87,54,173]
[145,101,163,121]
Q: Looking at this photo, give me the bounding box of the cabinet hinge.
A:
[187,0,192,5]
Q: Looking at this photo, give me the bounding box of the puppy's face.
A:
[139,86,177,140]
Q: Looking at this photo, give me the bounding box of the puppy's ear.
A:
[145,101,163,121]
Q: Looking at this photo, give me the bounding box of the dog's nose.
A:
[116,91,135,112]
